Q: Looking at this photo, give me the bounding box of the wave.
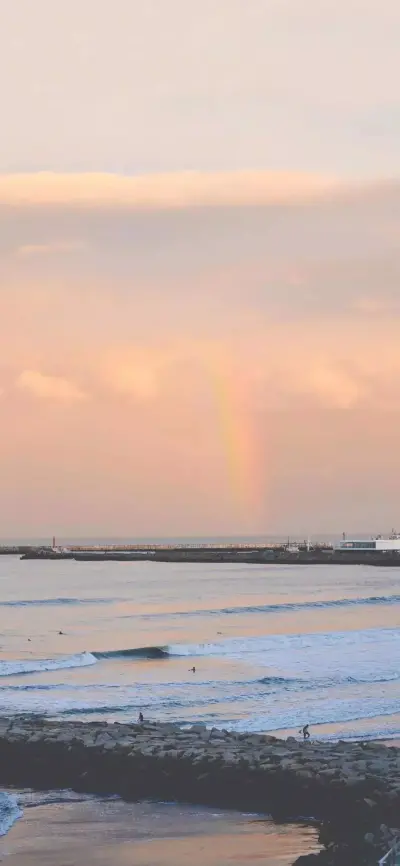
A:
[0,791,22,837]
[0,645,171,678]
[0,597,116,607]
[18,790,120,809]
[58,704,136,716]
[0,651,97,677]
[0,670,398,697]
[174,593,400,618]
[258,672,400,689]
[93,646,170,660]
[0,682,120,692]
[168,626,400,657]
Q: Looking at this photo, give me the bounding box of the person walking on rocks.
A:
[300,724,310,740]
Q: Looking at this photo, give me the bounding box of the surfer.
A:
[189,666,196,673]
[300,724,310,740]
[58,631,64,636]
[138,712,144,723]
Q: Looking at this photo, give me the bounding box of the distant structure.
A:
[335,534,400,553]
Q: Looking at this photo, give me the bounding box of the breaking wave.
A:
[93,646,170,660]
[0,646,169,678]
[0,652,97,677]
[0,791,22,837]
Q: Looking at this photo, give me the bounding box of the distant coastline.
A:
[4,540,400,566]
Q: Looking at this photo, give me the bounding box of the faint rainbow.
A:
[201,349,261,525]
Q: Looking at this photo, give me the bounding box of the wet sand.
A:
[1,799,319,866]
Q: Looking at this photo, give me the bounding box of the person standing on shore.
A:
[300,724,310,740]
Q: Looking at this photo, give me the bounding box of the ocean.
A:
[1,555,400,738]
[0,553,399,858]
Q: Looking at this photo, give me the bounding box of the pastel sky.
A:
[1,1,400,538]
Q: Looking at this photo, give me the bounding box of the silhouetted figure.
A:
[58,631,64,636]
[189,666,196,673]
[300,724,310,740]
[138,712,144,723]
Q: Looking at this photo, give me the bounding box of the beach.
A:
[0,715,399,864]
[1,796,319,866]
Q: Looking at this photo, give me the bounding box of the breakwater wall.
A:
[0,717,399,864]
[18,546,400,565]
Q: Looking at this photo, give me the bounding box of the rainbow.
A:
[202,348,262,528]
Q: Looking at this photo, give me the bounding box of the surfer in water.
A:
[189,666,196,673]
[300,724,310,740]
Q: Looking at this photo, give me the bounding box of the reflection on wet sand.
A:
[3,799,319,866]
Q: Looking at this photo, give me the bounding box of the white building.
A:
[335,536,400,553]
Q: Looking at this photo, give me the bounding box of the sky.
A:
[1,1,400,538]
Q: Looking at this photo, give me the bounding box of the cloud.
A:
[102,345,186,401]
[299,364,367,409]
[106,358,159,401]
[100,337,373,413]
[16,370,86,403]
[0,170,341,210]
[1,168,400,534]
[15,241,86,258]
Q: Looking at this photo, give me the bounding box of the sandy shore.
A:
[1,798,319,866]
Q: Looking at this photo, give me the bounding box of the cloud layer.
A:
[1,171,400,537]
[16,370,87,403]
[0,171,340,209]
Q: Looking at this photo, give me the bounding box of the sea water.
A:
[0,554,399,741]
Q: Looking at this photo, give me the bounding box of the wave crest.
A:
[192,594,400,617]
[94,646,170,660]
[0,651,97,677]
[0,597,115,608]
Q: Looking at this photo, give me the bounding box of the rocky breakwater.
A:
[0,717,398,864]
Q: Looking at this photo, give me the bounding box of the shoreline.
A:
[0,716,399,864]
[1,797,320,866]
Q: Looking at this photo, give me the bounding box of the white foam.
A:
[0,651,97,677]
[17,789,120,808]
[0,791,22,837]
[169,627,400,685]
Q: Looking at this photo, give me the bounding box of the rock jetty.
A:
[0,716,398,864]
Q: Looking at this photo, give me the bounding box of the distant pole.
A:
[53,536,56,548]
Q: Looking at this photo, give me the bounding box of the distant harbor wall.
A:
[8,543,400,565]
